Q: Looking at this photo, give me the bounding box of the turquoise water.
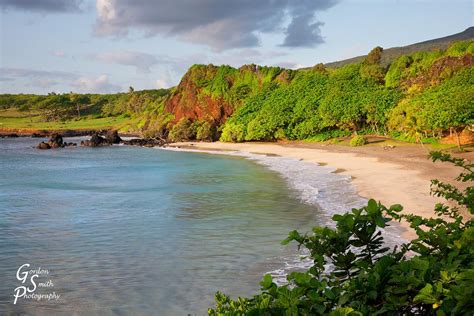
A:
[0,138,319,315]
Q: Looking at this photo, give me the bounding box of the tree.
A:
[360,47,385,83]
[319,65,368,132]
[37,94,72,121]
[365,46,383,65]
[195,121,215,141]
[70,92,90,118]
[168,118,195,141]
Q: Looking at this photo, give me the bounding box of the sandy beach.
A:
[170,140,473,240]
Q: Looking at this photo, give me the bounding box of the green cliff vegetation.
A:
[1,39,472,146]
[219,40,473,145]
[209,152,474,315]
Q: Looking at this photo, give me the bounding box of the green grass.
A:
[0,108,135,131]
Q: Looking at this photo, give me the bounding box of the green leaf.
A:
[324,288,336,300]
[389,204,403,212]
[329,307,360,316]
[367,199,378,215]
[260,274,273,289]
[414,284,437,304]
[375,216,387,227]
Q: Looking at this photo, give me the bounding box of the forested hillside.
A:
[1,38,473,145]
[218,40,473,145]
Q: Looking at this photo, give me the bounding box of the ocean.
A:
[0,137,394,314]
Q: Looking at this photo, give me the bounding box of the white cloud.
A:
[155,79,169,89]
[155,70,174,89]
[73,74,122,93]
[275,61,305,69]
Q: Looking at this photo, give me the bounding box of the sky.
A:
[0,0,472,94]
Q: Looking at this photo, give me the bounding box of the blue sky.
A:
[0,0,472,94]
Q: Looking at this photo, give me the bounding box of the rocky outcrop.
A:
[163,64,284,126]
[105,130,122,144]
[49,134,64,148]
[36,133,77,149]
[0,133,19,138]
[80,133,109,147]
[37,142,51,149]
[76,130,165,148]
[121,138,167,147]
[164,65,233,126]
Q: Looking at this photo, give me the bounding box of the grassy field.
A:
[0,108,135,131]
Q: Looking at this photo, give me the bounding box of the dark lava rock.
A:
[37,142,51,150]
[48,133,64,147]
[31,133,43,138]
[122,138,166,147]
[105,130,121,144]
[81,133,109,147]
[36,133,76,149]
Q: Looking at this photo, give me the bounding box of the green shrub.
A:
[168,118,195,142]
[195,121,214,141]
[305,130,351,142]
[220,122,246,142]
[18,104,30,112]
[445,40,474,57]
[349,135,368,146]
[209,152,474,315]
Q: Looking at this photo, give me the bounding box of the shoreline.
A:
[0,127,141,138]
[169,141,474,240]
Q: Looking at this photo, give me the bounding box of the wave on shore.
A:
[162,147,407,284]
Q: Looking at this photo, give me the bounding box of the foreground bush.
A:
[209,152,473,315]
[349,135,368,147]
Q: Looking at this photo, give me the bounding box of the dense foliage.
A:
[220,41,473,143]
[1,40,472,142]
[209,152,474,315]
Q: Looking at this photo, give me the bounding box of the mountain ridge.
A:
[324,26,474,68]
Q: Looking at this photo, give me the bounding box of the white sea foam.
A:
[162,146,406,285]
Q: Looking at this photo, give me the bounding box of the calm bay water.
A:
[0,138,320,315]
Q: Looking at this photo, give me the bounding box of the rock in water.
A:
[37,142,51,150]
[105,130,121,144]
[35,133,76,149]
[81,133,109,147]
[48,133,64,147]
[122,138,166,147]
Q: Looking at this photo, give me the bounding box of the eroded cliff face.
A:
[164,64,287,125]
[165,65,233,125]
